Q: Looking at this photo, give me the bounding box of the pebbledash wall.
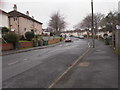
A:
[0,9,9,28]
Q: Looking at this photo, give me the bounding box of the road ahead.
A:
[3,38,90,88]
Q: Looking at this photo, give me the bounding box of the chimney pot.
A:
[13,4,17,11]
[26,11,29,16]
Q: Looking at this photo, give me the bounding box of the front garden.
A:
[1,27,64,51]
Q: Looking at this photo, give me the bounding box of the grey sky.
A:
[1,0,119,30]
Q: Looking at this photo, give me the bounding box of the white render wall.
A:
[118,1,120,13]
[0,11,9,28]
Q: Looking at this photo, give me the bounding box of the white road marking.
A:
[88,42,91,47]
[8,60,19,66]
[23,59,28,61]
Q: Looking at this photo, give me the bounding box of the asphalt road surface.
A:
[2,38,90,88]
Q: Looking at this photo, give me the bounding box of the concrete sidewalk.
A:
[1,41,64,56]
[53,40,118,88]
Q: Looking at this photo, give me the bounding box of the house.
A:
[0,9,9,38]
[42,29,50,36]
[8,4,43,36]
[0,9,9,28]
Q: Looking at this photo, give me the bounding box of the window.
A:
[24,28,26,31]
[14,17,17,21]
[26,19,29,23]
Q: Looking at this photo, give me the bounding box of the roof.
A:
[8,10,43,25]
[0,9,8,15]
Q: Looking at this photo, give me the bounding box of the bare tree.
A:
[99,11,118,32]
[48,11,66,35]
[74,13,104,34]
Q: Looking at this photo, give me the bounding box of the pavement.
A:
[1,41,64,56]
[52,40,118,88]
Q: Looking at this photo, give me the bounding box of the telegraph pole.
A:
[91,0,95,48]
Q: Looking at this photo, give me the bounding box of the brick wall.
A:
[48,38,60,45]
[2,43,13,51]
[19,41,33,48]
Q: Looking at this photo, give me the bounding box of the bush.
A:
[103,33,108,37]
[83,35,87,38]
[20,35,26,40]
[50,32,53,36]
[3,32,19,48]
[2,27,9,34]
[25,31,34,41]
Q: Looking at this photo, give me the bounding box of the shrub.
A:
[50,32,53,36]
[103,33,108,37]
[25,31,34,41]
[3,32,19,48]
[20,35,26,40]
[83,35,87,38]
[2,27,9,34]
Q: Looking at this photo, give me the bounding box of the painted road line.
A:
[88,42,90,47]
[47,47,92,89]
[59,45,62,46]
[8,60,19,66]
[23,59,28,61]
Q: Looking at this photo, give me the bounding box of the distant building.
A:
[8,4,43,36]
[42,28,50,35]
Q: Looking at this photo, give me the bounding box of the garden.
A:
[1,27,64,51]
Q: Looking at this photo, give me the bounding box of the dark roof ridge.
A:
[8,10,43,25]
[0,9,8,15]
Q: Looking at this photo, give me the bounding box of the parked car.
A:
[79,35,84,39]
[65,37,72,42]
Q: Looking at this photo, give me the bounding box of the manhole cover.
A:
[79,62,90,67]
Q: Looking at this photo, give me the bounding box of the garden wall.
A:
[19,41,33,48]
[2,41,33,51]
[48,38,60,45]
[2,43,13,51]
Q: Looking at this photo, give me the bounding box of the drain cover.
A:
[79,62,90,67]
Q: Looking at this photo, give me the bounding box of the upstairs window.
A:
[14,17,17,21]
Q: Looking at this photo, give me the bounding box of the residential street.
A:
[2,38,90,88]
[1,0,120,89]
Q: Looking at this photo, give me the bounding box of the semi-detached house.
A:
[8,4,43,36]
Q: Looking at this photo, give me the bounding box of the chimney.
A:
[26,11,29,16]
[13,4,17,11]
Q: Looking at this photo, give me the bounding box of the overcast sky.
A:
[1,0,119,30]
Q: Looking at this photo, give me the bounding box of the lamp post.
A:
[91,0,95,48]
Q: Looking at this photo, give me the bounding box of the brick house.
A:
[8,4,43,36]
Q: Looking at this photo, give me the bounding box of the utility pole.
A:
[91,0,95,48]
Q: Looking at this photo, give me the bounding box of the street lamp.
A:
[91,0,95,48]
